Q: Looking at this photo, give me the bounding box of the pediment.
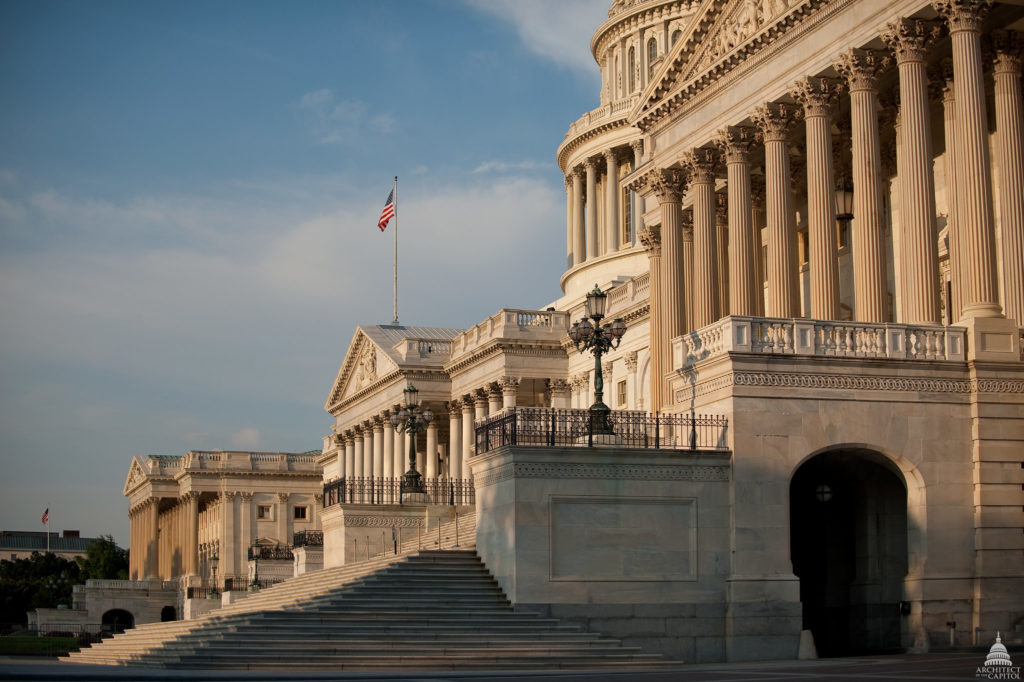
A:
[324,329,398,412]
[123,456,147,496]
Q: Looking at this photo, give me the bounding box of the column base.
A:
[955,316,1021,362]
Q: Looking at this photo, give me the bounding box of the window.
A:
[628,47,636,92]
[622,188,634,245]
[671,29,682,46]
[617,380,627,407]
[256,504,272,520]
[293,506,308,521]
[647,38,658,79]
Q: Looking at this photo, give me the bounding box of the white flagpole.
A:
[392,176,399,325]
[46,508,50,554]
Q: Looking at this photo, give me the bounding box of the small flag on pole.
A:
[378,189,395,231]
[41,508,49,524]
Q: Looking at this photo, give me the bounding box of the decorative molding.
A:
[475,461,730,488]
[343,515,424,528]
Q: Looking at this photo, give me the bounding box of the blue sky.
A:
[0,0,609,545]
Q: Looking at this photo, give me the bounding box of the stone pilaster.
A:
[934,0,1002,319]
[605,149,620,254]
[835,49,892,323]
[572,168,585,266]
[753,102,801,318]
[684,148,720,329]
[446,400,462,481]
[716,126,759,316]
[586,158,599,259]
[277,493,290,548]
[992,31,1024,325]
[639,227,663,413]
[792,76,841,320]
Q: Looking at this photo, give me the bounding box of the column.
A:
[547,379,571,408]
[372,417,384,482]
[362,420,374,478]
[623,351,639,410]
[631,140,645,245]
[146,499,159,577]
[586,158,599,259]
[993,31,1024,324]
[716,126,758,315]
[239,493,253,562]
[565,175,574,270]
[572,168,585,266]
[277,493,290,547]
[751,176,767,316]
[792,76,841,320]
[942,65,965,323]
[185,492,198,575]
[683,149,720,328]
[353,429,364,479]
[343,432,355,481]
[605,149,620,253]
[835,49,891,323]
[652,168,689,347]
[461,397,475,480]
[476,390,490,421]
[639,226,662,412]
[682,209,695,332]
[500,376,520,409]
[753,102,801,318]
[883,19,942,324]
[447,401,462,481]
[716,194,729,317]
[382,411,394,479]
[392,405,404,479]
[425,421,438,479]
[220,491,236,580]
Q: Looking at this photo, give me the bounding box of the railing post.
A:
[550,409,556,446]
[655,413,660,449]
[511,408,518,447]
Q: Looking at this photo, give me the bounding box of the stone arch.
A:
[101,608,134,634]
[160,605,176,622]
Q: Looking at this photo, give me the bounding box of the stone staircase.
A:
[67,512,674,671]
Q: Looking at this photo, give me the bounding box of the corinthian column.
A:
[682,210,695,331]
[684,148,720,328]
[631,140,645,244]
[446,401,461,481]
[605,149,620,253]
[460,398,475,480]
[586,158,599,259]
[835,50,891,322]
[753,102,801,317]
[792,77,841,320]
[572,168,585,266]
[372,417,384,481]
[715,126,758,315]
[941,66,965,323]
[992,31,1024,325]
[343,431,354,480]
[638,226,663,413]
[651,169,690,344]
[565,175,574,270]
[933,1,1001,318]
[381,411,394,479]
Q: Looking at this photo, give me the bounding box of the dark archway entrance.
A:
[101,609,134,634]
[160,605,176,622]
[790,450,908,656]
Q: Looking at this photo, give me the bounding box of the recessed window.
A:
[257,505,272,520]
[617,380,627,407]
[671,29,682,46]
[293,506,308,521]
[647,38,658,79]
[628,47,636,92]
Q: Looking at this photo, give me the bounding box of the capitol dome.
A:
[985,633,1013,667]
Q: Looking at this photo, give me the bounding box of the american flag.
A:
[378,189,395,231]
[41,508,49,524]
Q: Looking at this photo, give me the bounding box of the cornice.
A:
[595,1,697,59]
[557,114,638,173]
[445,340,568,377]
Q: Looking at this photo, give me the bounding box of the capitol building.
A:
[105,0,1024,666]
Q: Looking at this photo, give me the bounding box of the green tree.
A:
[0,552,81,628]
[75,535,128,581]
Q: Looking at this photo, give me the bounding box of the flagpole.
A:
[392,175,399,325]
[46,508,50,554]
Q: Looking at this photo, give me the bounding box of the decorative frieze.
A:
[475,461,731,489]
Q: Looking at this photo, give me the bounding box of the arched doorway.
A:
[101,609,134,634]
[790,449,908,656]
[160,605,176,622]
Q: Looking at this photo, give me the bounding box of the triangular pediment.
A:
[123,456,147,496]
[324,329,398,412]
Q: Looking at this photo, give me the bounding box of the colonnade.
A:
[632,6,1022,407]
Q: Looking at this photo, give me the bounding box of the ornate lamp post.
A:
[390,383,433,498]
[568,285,627,435]
[209,554,219,598]
[248,540,260,592]
[834,175,854,249]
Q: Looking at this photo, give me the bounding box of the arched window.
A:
[628,47,636,92]
[671,29,682,46]
[647,38,658,79]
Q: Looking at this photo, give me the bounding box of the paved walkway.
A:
[0,652,1009,682]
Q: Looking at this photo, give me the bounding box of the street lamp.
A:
[248,541,260,591]
[568,285,627,435]
[209,554,219,598]
[389,383,434,499]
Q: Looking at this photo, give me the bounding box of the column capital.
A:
[834,49,892,92]
[499,376,521,394]
[882,18,942,64]
[547,378,570,394]
[623,350,639,372]
[564,174,573,191]
[313,493,324,505]
[991,30,1024,75]
[240,492,254,502]
[445,399,462,416]
[473,389,489,407]
[372,415,385,430]
[932,0,992,33]
[648,167,689,202]
[277,492,290,503]
[222,491,236,501]
[603,148,619,164]
[713,125,757,163]
[584,156,600,172]
[791,76,842,117]
[752,102,801,142]
[630,139,644,157]
[682,147,720,182]
[638,226,661,256]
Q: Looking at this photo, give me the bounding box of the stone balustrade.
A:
[564,95,639,140]
[160,451,320,473]
[449,309,570,360]
[671,315,968,369]
[392,337,453,362]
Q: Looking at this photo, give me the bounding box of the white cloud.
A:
[463,0,609,78]
[298,89,396,145]
[472,160,543,175]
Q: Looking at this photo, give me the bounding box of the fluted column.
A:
[835,49,891,322]
[941,67,964,323]
[716,194,729,317]
[716,127,758,315]
[605,150,620,253]
[461,397,475,480]
[651,168,689,347]
[221,491,236,580]
[146,499,159,578]
[631,140,645,245]
[425,421,438,479]
[639,227,663,413]
[185,491,199,575]
[993,31,1024,324]
[565,175,574,270]
[751,177,766,316]
[372,417,384,483]
[500,376,520,409]
[381,412,394,479]
[446,401,462,481]
[239,492,253,561]
[572,169,585,266]
[547,378,571,409]
[352,428,364,479]
[363,420,375,478]
[682,210,695,332]
[684,148,720,328]
[277,493,290,548]
[884,19,943,323]
[792,77,841,320]
[343,432,355,481]
[391,405,404,479]
[586,158,599,259]
[934,1,1002,318]
[753,102,801,317]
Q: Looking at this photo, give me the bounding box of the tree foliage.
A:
[76,535,128,581]
[0,552,80,628]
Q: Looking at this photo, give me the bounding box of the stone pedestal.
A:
[293,546,323,576]
[956,316,1022,362]
[321,504,427,568]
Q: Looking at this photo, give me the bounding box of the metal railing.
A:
[292,530,323,547]
[475,407,729,454]
[323,477,475,508]
[247,546,294,561]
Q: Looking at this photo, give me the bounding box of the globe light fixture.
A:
[391,383,433,498]
[569,285,627,435]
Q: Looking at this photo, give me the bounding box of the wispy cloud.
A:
[472,160,543,175]
[462,0,609,79]
[299,89,396,145]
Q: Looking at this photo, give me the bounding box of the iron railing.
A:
[292,529,323,547]
[475,407,729,454]
[323,477,475,508]
[247,546,294,561]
